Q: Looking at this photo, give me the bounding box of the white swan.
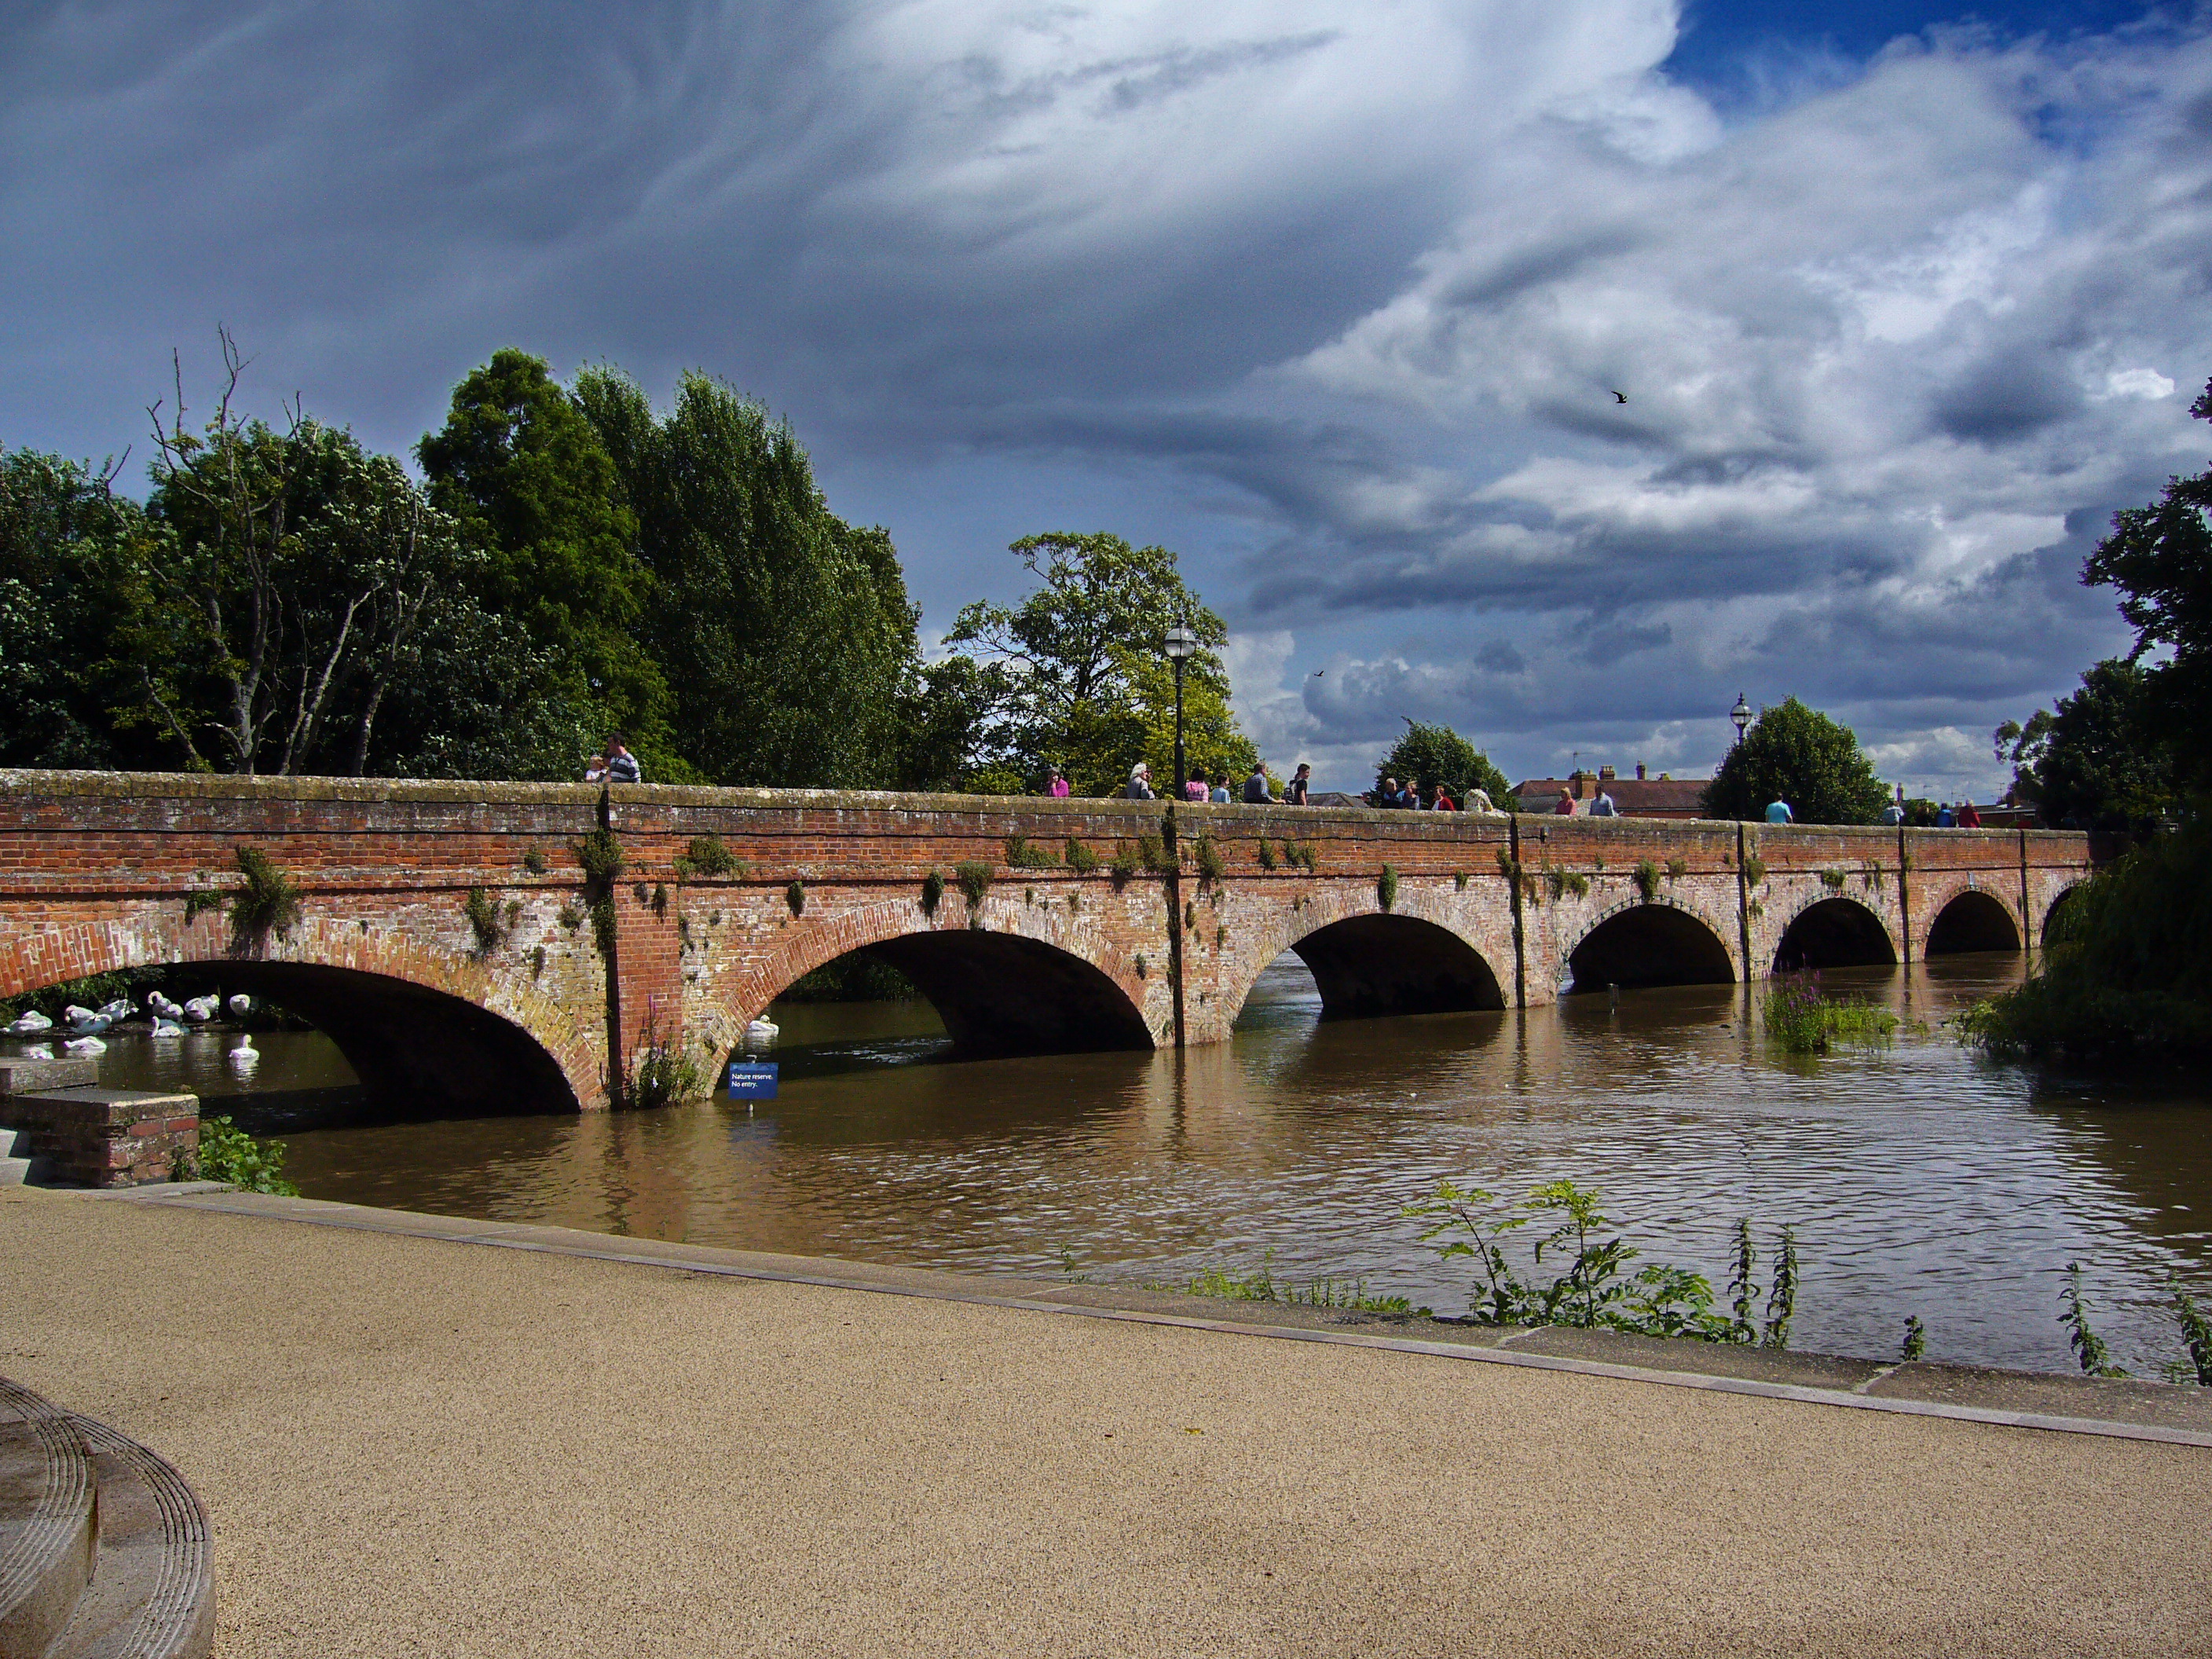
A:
[7,1011,51,1035]
[68,1014,112,1035]
[181,997,217,1022]
[227,1034,258,1067]
[150,1018,185,1038]
[97,998,131,1021]
[18,1042,53,1059]
[228,994,252,1018]
[63,1004,97,1025]
[148,992,184,1020]
[743,1018,779,1049]
[62,1035,106,1055]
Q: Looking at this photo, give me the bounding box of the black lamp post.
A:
[1730,692,1752,748]
[1164,624,1197,793]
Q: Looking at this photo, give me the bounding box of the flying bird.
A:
[1610,390,1628,404]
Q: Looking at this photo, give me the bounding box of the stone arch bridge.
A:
[0,771,2094,1113]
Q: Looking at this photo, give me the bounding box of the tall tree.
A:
[419,350,678,778]
[1994,660,2174,829]
[2081,378,2212,790]
[943,532,1254,794]
[1375,720,1513,804]
[1699,697,1889,824]
[575,368,921,788]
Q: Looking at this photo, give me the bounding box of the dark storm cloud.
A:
[2,3,2207,797]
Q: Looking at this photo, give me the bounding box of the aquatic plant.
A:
[1901,1316,1927,1361]
[1405,1178,1799,1346]
[191,1115,298,1196]
[1762,970,1899,1054]
[2170,1280,2212,1386]
[621,1009,706,1111]
[2061,1262,2129,1377]
[1180,1255,1426,1314]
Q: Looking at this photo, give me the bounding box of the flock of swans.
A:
[6,993,260,1066]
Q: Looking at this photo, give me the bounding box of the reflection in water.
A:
[24,958,2212,1375]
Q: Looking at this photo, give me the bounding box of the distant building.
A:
[1511,764,1708,819]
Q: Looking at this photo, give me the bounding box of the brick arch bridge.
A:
[0,771,2095,1111]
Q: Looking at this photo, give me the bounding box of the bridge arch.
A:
[1563,897,1737,993]
[2041,881,2086,947]
[0,914,593,1114]
[1773,894,1898,972]
[1925,889,2021,955]
[1217,884,1509,1029]
[723,895,1156,1057]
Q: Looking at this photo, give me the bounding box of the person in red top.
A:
[1555,789,1576,815]
[1433,786,1458,811]
[1957,799,1982,828]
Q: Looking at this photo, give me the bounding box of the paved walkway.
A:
[3,1184,2207,1658]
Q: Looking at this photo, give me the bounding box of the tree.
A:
[129,341,492,776]
[2081,379,2212,790]
[574,368,921,788]
[1699,697,1889,824]
[942,532,1255,795]
[1375,720,1512,804]
[1994,660,2174,829]
[418,350,679,778]
[0,448,152,771]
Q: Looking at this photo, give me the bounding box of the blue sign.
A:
[727,1060,779,1101]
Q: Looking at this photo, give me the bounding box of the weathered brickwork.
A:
[0,771,2098,1113]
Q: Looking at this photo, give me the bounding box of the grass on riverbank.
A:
[1178,1259,1427,1315]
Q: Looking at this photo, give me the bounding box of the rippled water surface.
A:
[27,957,2212,1375]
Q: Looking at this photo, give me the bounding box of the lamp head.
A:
[1163,624,1199,661]
[1730,692,1752,736]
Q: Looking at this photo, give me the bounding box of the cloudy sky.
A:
[4,0,2207,797]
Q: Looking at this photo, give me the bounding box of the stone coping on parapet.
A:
[0,767,2076,845]
[79,1185,2212,1448]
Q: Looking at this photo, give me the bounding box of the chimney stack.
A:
[1635,763,1647,780]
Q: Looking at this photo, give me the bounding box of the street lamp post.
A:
[1164,624,1198,795]
[1730,692,1752,748]
[1160,624,1199,1053]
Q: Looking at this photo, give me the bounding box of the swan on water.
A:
[62,1035,106,1055]
[182,997,218,1021]
[148,992,184,1019]
[228,994,252,1018]
[151,1018,185,1038]
[67,1014,112,1035]
[18,1043,52,1060]
[97,998,131,1021]
[64,1004,97,1025]
[228,1034,258,1066]
[743,1018,779,1049]
[7,1011,52,1035]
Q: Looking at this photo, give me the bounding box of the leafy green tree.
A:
[129,345,500,776]
[0,448,152,770]
[1994,660,2174,829]
[2081,379,2212,791]
[943,533,1255,795]
[574,368,921,788]
[892,654,1015,793]
[1375,720,1512,804]
[419,350,678,778]
[1699,697,1889,824]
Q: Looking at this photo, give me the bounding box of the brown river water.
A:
[22,954,2212,1377]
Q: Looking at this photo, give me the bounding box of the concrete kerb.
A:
[82,1185,2212,1452]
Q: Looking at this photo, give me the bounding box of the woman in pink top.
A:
[1049,766,1071,797]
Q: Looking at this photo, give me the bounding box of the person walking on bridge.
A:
[1957,800,1982,828]
[1284,763,1311,805]
[606,734,641,785]
[1555,788,1576,815]
[1125,764,1155,800]
[1242,763,1273,804]
[1765,796,1793,825]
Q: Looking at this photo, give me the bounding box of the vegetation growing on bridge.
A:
[1063,838,1101,874]
[1376,864,1399,913]
[673,835,744,881]
[1633,859,1663,901]
[954,862,993,910]
[228,846,302,939]
[1003,835,1058,869]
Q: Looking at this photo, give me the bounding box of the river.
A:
[25,954,2212,1379]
